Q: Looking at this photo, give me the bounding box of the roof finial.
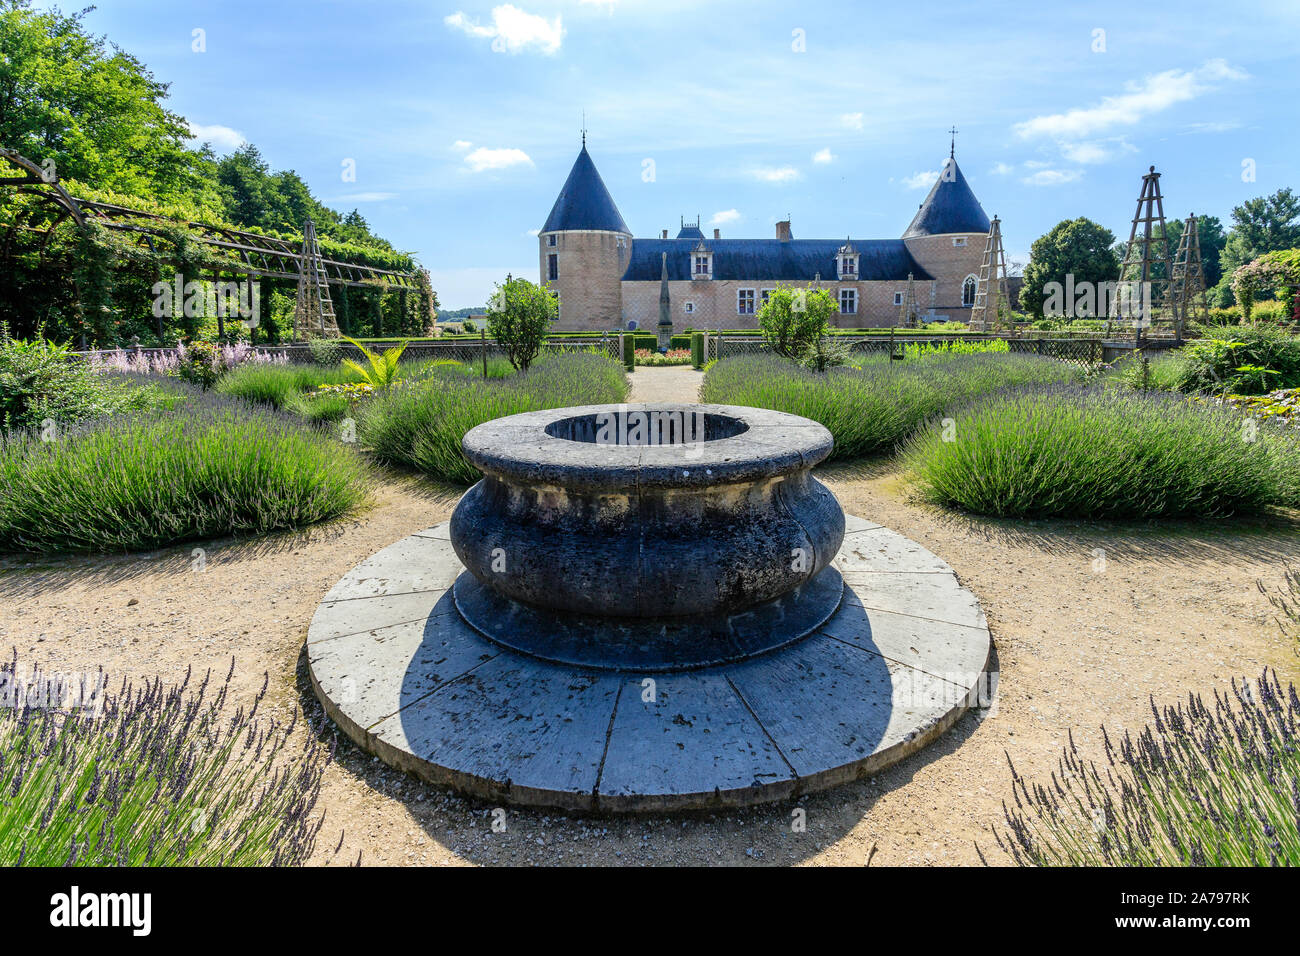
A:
[949,125,958,158]
[581,110,587,148]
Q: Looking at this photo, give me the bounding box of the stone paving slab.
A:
[832,526,953,574]
[840,571,986,629]
[308,519,992,811]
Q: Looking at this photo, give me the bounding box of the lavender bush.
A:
[89,342,288,377]
[0,654,333,866]
[993,670,1300,866]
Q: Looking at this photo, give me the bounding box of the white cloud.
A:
[990,162,1015,175]
[709,209,741,226]
[1014,59,1247,140]
[445,5,564,55]
[751,166,800,183]
[463,147,534,172]
[452,140,473,151]
[1022,169,1083,186]
[901,169,940,190]
[812,147,835,164]
[331,192,397,202]
[1182,121,1241,135]
[839,112,864,130]
[186,122,246,151]
[524,228,541,237]
[1058,142,1112,164]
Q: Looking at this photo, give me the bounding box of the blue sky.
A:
[69,0,1300,307]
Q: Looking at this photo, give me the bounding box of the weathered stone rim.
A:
[460,402,834,490]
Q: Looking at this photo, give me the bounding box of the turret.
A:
[538,142,632,330]
[901,145,991,316]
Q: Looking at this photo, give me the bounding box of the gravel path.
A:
[3,448,1298,866]
[626,365,703,403]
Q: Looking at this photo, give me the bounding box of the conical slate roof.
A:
[541,146,630,234]
[902,156,990,239]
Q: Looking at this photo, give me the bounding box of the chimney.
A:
[713,228,721,239]
[661,229,668,239]
[775,219,792,242]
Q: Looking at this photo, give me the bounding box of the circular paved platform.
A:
[307,515,992,812]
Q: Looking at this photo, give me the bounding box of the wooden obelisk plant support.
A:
[971,216,1010,332]
[1171,213,1211,331]
[1112,166,1179,339]
[292,218,339,338]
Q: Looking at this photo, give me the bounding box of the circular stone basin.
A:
[449,404,846,667]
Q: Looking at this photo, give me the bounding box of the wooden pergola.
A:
[1,148,421,290]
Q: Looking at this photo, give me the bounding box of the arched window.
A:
[962,275,978,307]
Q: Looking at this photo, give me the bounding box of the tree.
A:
[485,275,556,371]
[757,286,837,359]
[0,1,204,205]
[1221,189,1300,277]
[1020,218,1119,319]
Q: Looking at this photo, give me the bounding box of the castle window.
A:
[840,257,856,277]
[839,289,857,314]
[952,237,967,247]
[684,302,694,314]
[894,291,905,306]
[760,289,775,305]
[694,255,710,277]
[737,289,755,315]
[547,234,557,247]
[547,254,558,281]
[962,275,978,307]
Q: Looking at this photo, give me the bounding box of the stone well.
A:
[309,403,991,811]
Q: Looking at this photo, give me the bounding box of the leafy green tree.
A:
[486,275,556,371]
[757,286,836,359]
[0,1,207,205]
[1020,218,1119,319]
[1220,189,1300,277]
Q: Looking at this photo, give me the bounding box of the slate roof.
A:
[622,239,932,282]
[676,223,705,239]
[902,157,991,239]
[541,146,630,234]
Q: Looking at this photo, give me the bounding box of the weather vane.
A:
[949,125,958,158]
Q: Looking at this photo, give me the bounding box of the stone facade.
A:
[539,145,994,332]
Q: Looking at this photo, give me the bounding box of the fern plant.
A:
[341,336,408,389]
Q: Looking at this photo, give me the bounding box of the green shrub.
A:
[0,405,369,552]
[0,335,163,429]
[0,653,330,866]
[690,331,705,369]
[701,352,1080,460]
[622,334,635,371]
[994,671,1300,866]
[757,286,836,359]
[360,353,628,484]
[485,276,555,371]
[903,386,1300,518]
[462,318,476,334]
[1179,326,1300,394]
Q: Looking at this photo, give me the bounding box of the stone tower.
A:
[538,142,633,330]
[901,144,991,319]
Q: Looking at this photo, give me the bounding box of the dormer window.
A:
[547,234,557,247]
[836,239,859,280]
[691,241,712,280]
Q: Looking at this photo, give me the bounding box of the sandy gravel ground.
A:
[3,368,1297,866]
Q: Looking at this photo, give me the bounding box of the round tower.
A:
[538,142,632,331]
[901,146,992,320]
